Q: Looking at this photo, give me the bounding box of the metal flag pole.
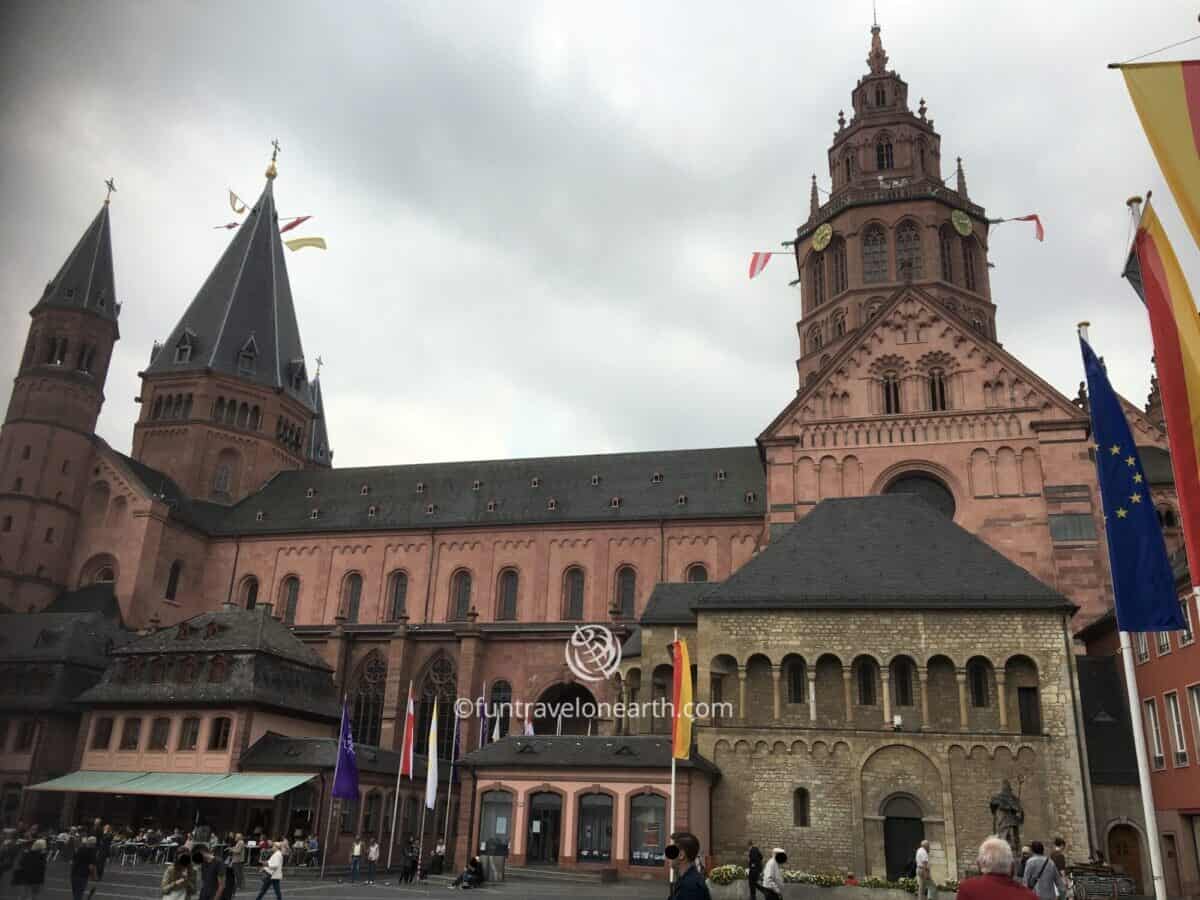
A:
[387,680,413,871]
[668,628,678,892]
[416,801,429,882]
[320,699,346,880]
[441,707,460,853]
[1078,321,1168,900]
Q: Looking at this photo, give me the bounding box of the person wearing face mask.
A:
[759,848,787,900]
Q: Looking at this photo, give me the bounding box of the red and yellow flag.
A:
[670,638,693,759]
[1120,61,1200,249]
[1125,199,1200,580]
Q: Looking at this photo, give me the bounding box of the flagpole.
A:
[1078,321,1168,900]
[387,680,413,871]
[669,629,678,891]
[320,700,346,880]
[442,708,460,852]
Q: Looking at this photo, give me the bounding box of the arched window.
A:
[962,237,978,291]
[237,403,249,428]
[417,656,457,758]
[787,659,806,704]
[929,368,948,411]
[213,397,224,422]
[793,788,810,827]
[939,225,956,282]
[165,561,183,601]
[343,573,363,623]
[629,793,667,866]
[388,571,408,621]
[809,252,825,307]
[351,651,387,746]
[883,372,901,415]
[896,220,922,279]
[830,236,848,295]
[832,312,846,338]
[843,156,852,184]
[686,563,708,583]
[489,680,512,738]
[809,326,823,353]
[563,567,585,620]
[153,396,164,419]
[577,793,613,862]
[892,658,915,707]
[616,566,636,617]
[918,140,927,174]
[497,569,518,620]
[241,576,259,610]
[281,576,300,625]
[876,138,894,170]
[968,658,990,707]
[212,448,240,498]
[450,570,472,620]
[874,84,886,107]
[857,658,879,705]
[862,225,888,283]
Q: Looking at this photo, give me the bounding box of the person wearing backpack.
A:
[1022,841,1065,900]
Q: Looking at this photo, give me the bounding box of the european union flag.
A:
[1080,336,1185,631]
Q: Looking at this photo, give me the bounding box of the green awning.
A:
[28,771,313,800]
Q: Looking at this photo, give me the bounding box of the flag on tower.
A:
[748,252,774,279]
[279,215,312,235]
[332,702,360,799]
[670,638,693,759]
[424,700,439,810]
[1124,199,1200,583]
[1117,60,1200,249]
[1078,334,1184,631]
[399,681,416,779]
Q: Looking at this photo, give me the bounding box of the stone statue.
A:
[990,779,1024,852]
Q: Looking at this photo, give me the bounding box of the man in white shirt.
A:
[915,840,936,900]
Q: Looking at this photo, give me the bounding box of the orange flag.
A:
[1119,60,1200,249]
[671,638,693,759]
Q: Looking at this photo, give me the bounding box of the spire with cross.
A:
[266,139,281,179]
[104,178,117,206]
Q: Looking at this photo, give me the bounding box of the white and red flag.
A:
[399,681,416,778]
[1012,214,1044,241]
[279,215,312,235]
[748,252,775,279]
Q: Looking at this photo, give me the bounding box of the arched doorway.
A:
[1108,824,1144,894]
[526,792,562,865]
[576,793,613,863]
[883,472,956,518]
[533,683,598,735]
[882,794,924,881]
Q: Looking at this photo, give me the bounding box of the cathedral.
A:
[0,24,1174,885]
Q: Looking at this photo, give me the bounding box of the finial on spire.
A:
[867,21,888,74]
[315,355,324,378]
[104,177,117,206]
[266,138,281,179]
[810,174,819,216]
[918,98,927,121]
[956,157,969,198]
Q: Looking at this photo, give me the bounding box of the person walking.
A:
[956,838,1035,900]
[1050,838,1067,873]
[366,837,379,884]
[161,850,197,900]
[194,845,226,900]
[70,836,98,900]
[746,841,763,900]
[349,835,362,884]
[915,839,937,900]
[14,837,48,900]
[760,848,786,900]
[253,841,284,900]
[93,824,113,887]
[1023,841,1065,900]
[668,832,711,900]
[230,834,246,889]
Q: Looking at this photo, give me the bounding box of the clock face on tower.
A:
[812,223,833,251]
[951,209,972,237]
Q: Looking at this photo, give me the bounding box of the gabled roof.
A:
[759,284,1086,443]
[640,583,705,625]
[216,446,765,534]
[697,494,1071,610]
[458,735,718,776]
[240,732,451,778]
[144,175,313,409]
[35,202,119,326]
[103,444,227,534]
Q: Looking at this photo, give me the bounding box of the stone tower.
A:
[0,195,120,610]
[132,154,331,504]
[792,24,994,389]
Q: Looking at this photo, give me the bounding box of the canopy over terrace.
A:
[28,771,314,799]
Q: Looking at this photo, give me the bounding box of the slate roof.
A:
[1139,445,1175,486]
[641,583,705,625]
[35,202,119,326]
[697,494,1072,610]
[144,175,314,411]
[216,446,764,535]
[307,375,332,467]
[1076,655,1138,785]
[240,732,451,779]
[107,447,227,533]
[621,626,642,659]
[44,584,123,622]
[458,736,718,776]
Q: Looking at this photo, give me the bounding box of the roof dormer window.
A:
[547,498,558,511]
[309,508,320,520]
[174,333,194,364]
[237,336,258,374]
[472,479,482,491]
[486,500,497,512]
[610,496,622,509]
[425,503,437,516]
[360,484,370,496]
[530,476,541,488]
[305,487,315,498]
[367,505,377,518]
[677,494,688,506]
[255,511,265,522]
[745,491,758,504]
[650,472,664,484]
[590,474,601,486]
[715,469,727,481]
[64,287,76,300]
[416,481,425,494]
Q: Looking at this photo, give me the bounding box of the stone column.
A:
[917,666,929,730]
[738,665,748,722]
[955,668,969,730]
[807,669,818,723]
[996,671,1008,730]
[771,665,783,721]
[842,665,854,725]
[881,668,892,726]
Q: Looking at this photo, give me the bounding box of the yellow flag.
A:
[671,638,693,759]
[284,237,327,252]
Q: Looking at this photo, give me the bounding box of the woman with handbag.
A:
[253,841,284,900]
[161,851,196,900]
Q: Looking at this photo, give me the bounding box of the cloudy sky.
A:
[1,1,1196,468]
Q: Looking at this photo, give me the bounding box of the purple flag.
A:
[332,702,359,799]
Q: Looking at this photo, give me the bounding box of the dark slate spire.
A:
[146,167,312,409]
[36,202,119,325]
[307,374,333,467]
